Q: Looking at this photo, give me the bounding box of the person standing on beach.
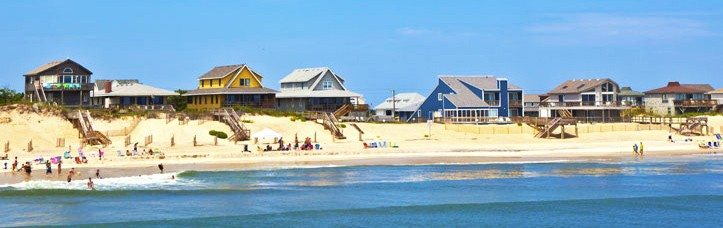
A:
[639,142,644,156]
[633,144,639,156]
[11,157,18,173]
[158,163,164,173]
[95,169,101,179]
[45,160,52,175]
[57,159,62,175]
[67,168,76,183]
[133,142,138,156]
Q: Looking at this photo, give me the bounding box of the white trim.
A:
[308,68,348,91]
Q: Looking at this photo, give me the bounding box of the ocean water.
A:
[1,156,722,227]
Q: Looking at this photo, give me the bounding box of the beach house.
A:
[184,64,277,110]
[707,89,723,112]
[617,87,645,107]
[540,78,628,122]
[276,67,366,115]
[91,79,178,110]
[643,81,716,115]
[523,94,543,117]
[373,93,425,122]
[415,76,524,123]
[23,59,94,106]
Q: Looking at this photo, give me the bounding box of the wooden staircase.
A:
[522,116,578,139]
[333,104,353,118]
[33,81,47,102]
[678,117,708,136]
[70,110,112,146]
[216,108,250,141]
[323,112,346,139]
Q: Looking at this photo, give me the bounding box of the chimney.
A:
[104,81,113,93]
[667,81,680,87]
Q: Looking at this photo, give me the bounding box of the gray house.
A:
[276,67,363,112]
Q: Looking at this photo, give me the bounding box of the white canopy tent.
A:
[252,128,282,144]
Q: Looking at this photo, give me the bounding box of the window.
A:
[675,94,685,100]
[63,68,73,74]
[201,80,205,87]
[240,78,251,86]
[63,75,72,83]
[437,93,443,101]
[218,79,222,86]
[322,81,333,89]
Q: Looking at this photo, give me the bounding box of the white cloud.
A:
[526,13,716,44]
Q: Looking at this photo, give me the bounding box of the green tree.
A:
[0,88,24,105]
[167,89,188,111]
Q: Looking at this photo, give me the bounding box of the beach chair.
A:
[314,144,320,150]
[698,141,709,149]
[716,134,722,140]
[116,150,123,157]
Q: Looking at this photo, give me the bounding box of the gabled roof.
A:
[279,67,346,90]
[24,59,93,76]
[374,93,425,112]
[437,76,522,108]
[644,82,714,94]
[523,94,541,103]
[280,67,326,83]
[198,64,264,80]
[92,79,177,97]
[707,88,723,94]
[548,78,617,94]
[618,87,644,97]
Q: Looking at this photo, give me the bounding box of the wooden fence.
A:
[104,117,142,137]
[445,123,675,135]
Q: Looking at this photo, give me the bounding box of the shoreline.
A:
[2,145,719,186]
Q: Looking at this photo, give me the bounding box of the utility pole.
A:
[391,90,396,121]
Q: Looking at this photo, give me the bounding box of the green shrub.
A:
[241,120,254,123]
[208,130,228,139]
[339,123,347,128]
[215,131,228,139]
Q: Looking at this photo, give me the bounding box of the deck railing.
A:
[673,100,717,107]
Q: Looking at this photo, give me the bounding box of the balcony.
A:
[508,100,522,107]
[673,100,717,107]
[539,101,623,107]
[26,83,94,92]
[484,100,500,106]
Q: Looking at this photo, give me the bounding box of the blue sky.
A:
[1,0,721,105]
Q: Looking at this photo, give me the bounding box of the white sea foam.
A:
[0,172,204,191]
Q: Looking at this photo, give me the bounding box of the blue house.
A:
[413,76,524,123]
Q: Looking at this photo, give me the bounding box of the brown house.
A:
[23,59,94,106]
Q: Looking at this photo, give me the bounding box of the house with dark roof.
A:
[540,78,628,122]
[617,87,644,106]
[415,76,524,124]
[23,59,94,106]
[183,64,277,110]
[91,79,178,109]
[643,81,716,115]
[276,67,364,113]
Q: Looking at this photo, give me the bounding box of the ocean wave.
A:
[81,195,723,227]
[0,172,202,191]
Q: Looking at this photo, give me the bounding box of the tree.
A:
[167,89,188,111]
[0,88,24,105]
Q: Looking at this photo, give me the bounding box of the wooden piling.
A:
[171,135,175,147]
[193,135,197,147]
[561,125,566,139]
[27,140,33,152]
[214,136,218,146]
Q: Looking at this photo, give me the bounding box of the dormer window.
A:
[63,67,73,74]
[322,81,332,89]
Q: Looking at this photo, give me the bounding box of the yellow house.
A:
[184,64,277,110]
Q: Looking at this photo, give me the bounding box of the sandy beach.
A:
[1,109,721,185]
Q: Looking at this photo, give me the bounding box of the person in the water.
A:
[95,169,101,179]
[87,178,95,190]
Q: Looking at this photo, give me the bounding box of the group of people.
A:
[632,142,644,157]
[258,137,320,152]
[123,142,156,156]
